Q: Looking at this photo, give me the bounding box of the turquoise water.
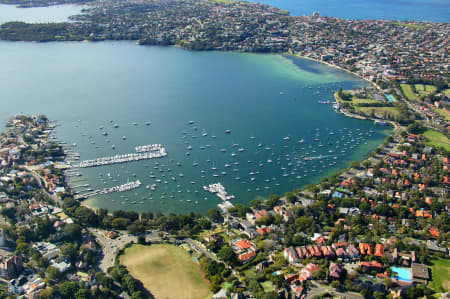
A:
[385,95,397,103]
[0,41,391,214]
[391,267,412,282]
[249,0,450,22]
[0,4,86,24]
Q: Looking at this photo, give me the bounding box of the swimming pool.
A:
[391,267,412,282]
[385,94,397,102]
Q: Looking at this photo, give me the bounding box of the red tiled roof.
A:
[235,239,253,249]
[238,251,256,261]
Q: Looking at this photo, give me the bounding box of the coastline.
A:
[288,52,382,90]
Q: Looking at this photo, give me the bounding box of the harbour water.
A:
[0,41,391,214]
[0,4,87,25]
[248,0,450,23]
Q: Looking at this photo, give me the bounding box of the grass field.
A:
[261,281,275,293]
[423,130,450,152]
[120,244,210,299]
[414,84,437,96]
[445,89,450,98]
[430,258,450,292]
[210,0,234,4]
[392,21,426,29]
[401,84,419,101]
[358,106,400,118]
[433,108,450,122]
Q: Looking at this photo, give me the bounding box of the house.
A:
[329,262,343,279]
[336,247,349,260]
[375,244,384,257]
[238,251,256,263]
[284,247,299,264]
[411,263,430,283]
[0,255,22,279]
[298,263,321,282]
[240,220,254,231]
[273,206,291,221]
[360,261,383,272]
[257,226,271,236]
[232,239,255,253]
[359,243,373,255]
[254,209,269,219]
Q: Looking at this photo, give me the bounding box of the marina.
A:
[74,180,142,199]
[77,145,167,168]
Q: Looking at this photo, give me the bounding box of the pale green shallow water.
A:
[0,41,391,214]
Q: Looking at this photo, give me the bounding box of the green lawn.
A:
[429,258,450,292]
[401,84,419,101]
[433,108,450,122]
[358,106,400,118]
[209,0,234,4]
[261,281,275,293]
[414,84,437,96]
[392,21,426,29]
[423,130,450,152]
[445,89,450,98]
[120,244,210,299]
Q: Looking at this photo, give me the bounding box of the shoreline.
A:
[288,52,382,91]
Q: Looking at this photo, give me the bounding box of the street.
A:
[89,228,137,272]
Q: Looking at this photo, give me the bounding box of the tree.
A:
[64,223,82,241]
[46,266,62,281]
[131,291,146,299]
[75,288,91,299]
[59,281,78,298]
[217,245,236,265]
[330,280,341,290]
[206,209,221,222]
[285,192,296,204]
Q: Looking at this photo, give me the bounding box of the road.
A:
[306,282,364,299]
[89,228,137,272]
[184,238,220,263]
[25,168,63,206]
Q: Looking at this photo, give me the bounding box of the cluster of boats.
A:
[67,112,381,209]
[78,147,167,168]
[135,144,164,153]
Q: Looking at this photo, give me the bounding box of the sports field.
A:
[423,130,450,152]
[120,244,210,299]
[430,258,450,292]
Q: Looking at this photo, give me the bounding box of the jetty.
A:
[77,146,167,168]
[74,180,142,199]
[135,144,164,153]
[203,183,235,201]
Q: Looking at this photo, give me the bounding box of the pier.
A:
[74,180,142,200]
[203,183,235,201]
[135,144,164,153]
[77,145,167,168]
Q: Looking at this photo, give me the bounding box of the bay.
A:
[248,0,450,23]
[0,4,87,25]
[0,41,391,214]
